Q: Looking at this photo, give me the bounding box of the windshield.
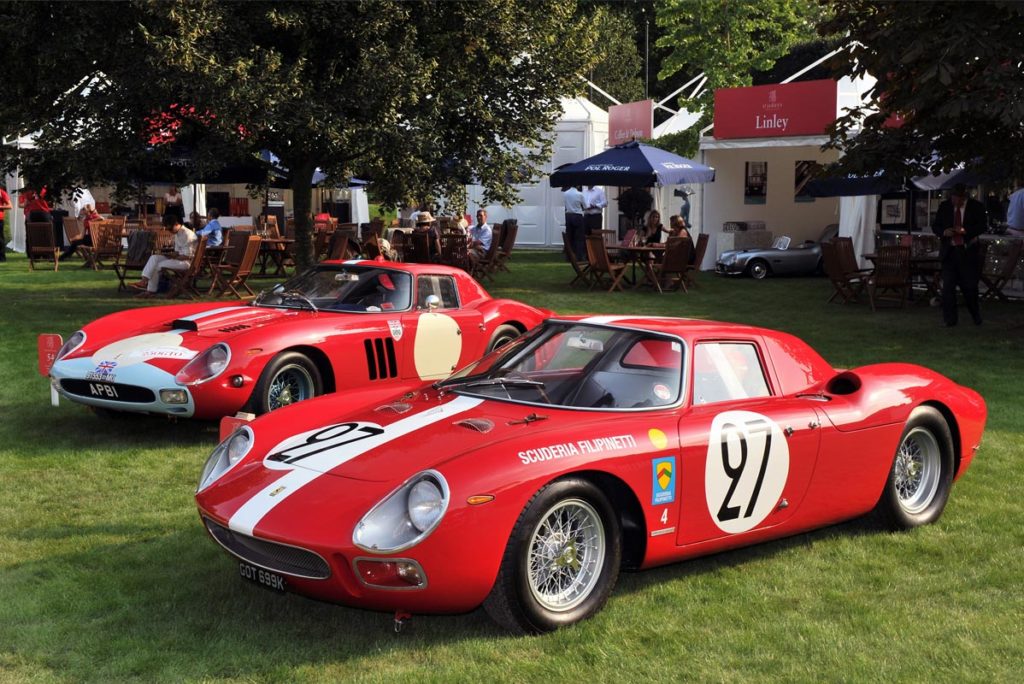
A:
[440,321,685,410]
[255,265,412,313]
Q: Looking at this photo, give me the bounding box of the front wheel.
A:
[252,352,323,414]
[483,478,621,634]
[486,324,521,353]
[748,259,770,280]
[874,406,954,529]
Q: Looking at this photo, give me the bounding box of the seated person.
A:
[666,214,696,264]
[642,210,665,245]
[195,208,223,247]
[60,204,102,261]
[468,209,493,262]
[129,215,198,297]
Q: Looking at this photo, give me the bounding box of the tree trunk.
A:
[290,164,316,271]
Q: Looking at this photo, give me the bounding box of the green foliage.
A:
[655,0,821,114]
[585,5,645,105]
[1,251,1022,680]
[0,1,601,268]
[821,1,1024,181]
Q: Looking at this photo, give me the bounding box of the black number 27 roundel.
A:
[704,411,789,534]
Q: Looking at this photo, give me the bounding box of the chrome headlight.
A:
[55,330,86,362]
[176,344,231,386]
[197,427,253,493]
[353,471,449,553]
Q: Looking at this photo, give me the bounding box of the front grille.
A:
[203,518,331,579]
[61,379,156,403]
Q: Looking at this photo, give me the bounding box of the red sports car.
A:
[45,261,548,419]
[195,316,986,633]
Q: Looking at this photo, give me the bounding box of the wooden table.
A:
[257,238,294,277]
[863,251,942,302]
[618,244,666,291]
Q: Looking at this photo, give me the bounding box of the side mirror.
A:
[425,294,441,311]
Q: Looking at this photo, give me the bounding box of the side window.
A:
[692,342,770,405]
[415,275,460,309]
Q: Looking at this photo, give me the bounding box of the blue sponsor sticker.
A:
[652,456,676,505]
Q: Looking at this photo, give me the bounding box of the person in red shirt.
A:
[0,187,11,262]
[61,204,101,261]
[23,188,53,222]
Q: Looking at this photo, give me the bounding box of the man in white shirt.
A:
[583,185,607,237]
[468,209,493,262]
[563,186,586,261]
[131,215,198,297]
[1007,187,1024,237]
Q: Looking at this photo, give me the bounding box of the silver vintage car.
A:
[715,224,838,279]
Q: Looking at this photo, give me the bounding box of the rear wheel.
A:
[483,478,621,634]
[748,259,770,280]
[875,406,954,529]
[487,324,521,353]
[252,352,323,414]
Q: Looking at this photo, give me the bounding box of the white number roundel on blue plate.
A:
[704,410,789,534]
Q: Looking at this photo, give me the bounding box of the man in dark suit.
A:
[932,184,987,326]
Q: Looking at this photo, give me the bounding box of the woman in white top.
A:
[130,215,198,297]
[163,185,185,223]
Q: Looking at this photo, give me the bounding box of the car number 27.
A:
[704,411,789,534]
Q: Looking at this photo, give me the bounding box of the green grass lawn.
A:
[1,251,1022,682]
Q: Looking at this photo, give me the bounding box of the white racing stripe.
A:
[579,315,689,325]
[177,306,251,322]
[227,394,484,535]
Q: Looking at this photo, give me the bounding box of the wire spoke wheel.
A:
[894,426,941,514]
[526,498,605,612]
[267,364,315,410]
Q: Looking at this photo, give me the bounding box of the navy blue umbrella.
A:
[548,140,715,188]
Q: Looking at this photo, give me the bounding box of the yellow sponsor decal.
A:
[649,428,668,450]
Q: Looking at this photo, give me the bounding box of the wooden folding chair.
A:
[867,244,911,311]
[980,239,1023,302]
[586,234,627,292]
[494,219,518,273]
[61,217,94,267]
[439,232,470,271]
[163,236,208,299]
[406,231,433,264]
[389,230,408,262]
[562,231,593,287]
[114,230,156,291]
[683,233,709,289]
[26,222,60,271]
[822,241,866,303]
[209,236,262,299]
[649,237,692,293]
[362,234,382,260]
[89,221,123,270]
[471,224,503,281]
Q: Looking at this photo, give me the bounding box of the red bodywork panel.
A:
[195,316,987,614]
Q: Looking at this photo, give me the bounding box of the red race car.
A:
[195,316,986,633]
[44,261,548,419]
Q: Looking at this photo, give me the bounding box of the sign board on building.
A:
[609,100,653,145]
[713,80,838,139]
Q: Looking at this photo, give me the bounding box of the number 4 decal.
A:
[660,508,669,525]
[705,411,789,534]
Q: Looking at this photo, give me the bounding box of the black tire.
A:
[483,478,621,634]
[486,324,521,353]
[874,406,954,529]
[251,352,323,415]
[747,259,770,280]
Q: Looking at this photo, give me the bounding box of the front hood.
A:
[170,304,305,337]
[255,391,610,481]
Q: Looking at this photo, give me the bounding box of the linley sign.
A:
[713,80,837,140]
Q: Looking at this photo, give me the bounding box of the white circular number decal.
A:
[705,411,789,534]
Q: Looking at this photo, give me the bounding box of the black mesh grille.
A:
[203,518,331,579]
[61,379,156,403]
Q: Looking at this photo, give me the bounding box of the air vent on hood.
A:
[219,324,251,332]
[170,319,199,331]
[375,402,412,414]
[454,418,494,433]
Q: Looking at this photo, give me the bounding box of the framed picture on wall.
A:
[744,161,767,205]
[880,198,906,225]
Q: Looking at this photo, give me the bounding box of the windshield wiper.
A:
[280,290,319,312]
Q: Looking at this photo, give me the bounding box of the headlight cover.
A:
[353,470,449,554]
[197,427,253,493]
[176,344,231,386]
[55,330,86,362]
